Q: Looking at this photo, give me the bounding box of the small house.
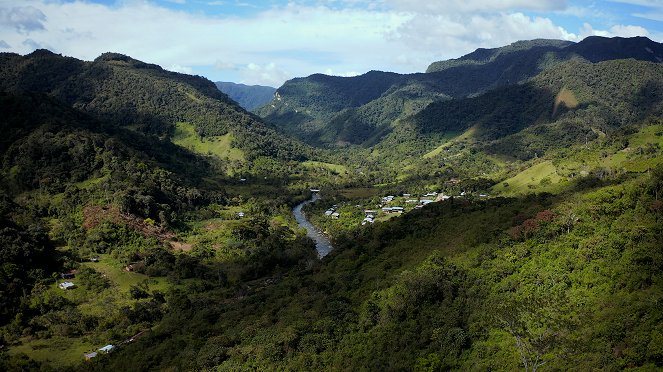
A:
[420,199,434,205]
[310,188,320,192]
[331,212,340,219]
[58,281,75,290]
[325,210,334,216]
[237,212,245,218]
[84,352,98,361]
[405,199,418,203]
[98,344,115,354]
[90,257,100,262]
[391,206,404,212]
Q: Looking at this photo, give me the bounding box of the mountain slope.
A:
[215,81,276,111]
[0,50,308,162]
[258,36,663,147]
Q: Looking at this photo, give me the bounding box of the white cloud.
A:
[241,62,291,86]
[390,12,577,62]
[0,0,653,86]
[385,0,567,13]
[215,60,237,70]
[579,22,649,38]
[324,68,360,77]
[0,5,46,33]
[167,64,193,74]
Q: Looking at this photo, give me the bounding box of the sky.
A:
[1,0,662,87]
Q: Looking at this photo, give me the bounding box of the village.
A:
[320,189,489,226]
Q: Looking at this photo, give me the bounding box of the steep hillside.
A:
[215,81,276,111]
[0,50,308,162]
[258,36,663,147]
[409,59,663,160]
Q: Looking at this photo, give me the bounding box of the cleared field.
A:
[9,336,96,369]
[301,160,348,174]
[493,160,563,195]
[172,122,245,162]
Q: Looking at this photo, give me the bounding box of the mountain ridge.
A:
[258,36,663,148]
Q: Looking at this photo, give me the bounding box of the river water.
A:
[292,193,333,257]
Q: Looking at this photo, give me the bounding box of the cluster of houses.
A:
[320,189,490,227]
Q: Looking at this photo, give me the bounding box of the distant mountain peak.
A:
[215,81,276,111]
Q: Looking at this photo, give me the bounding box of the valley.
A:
[1,36,662,371]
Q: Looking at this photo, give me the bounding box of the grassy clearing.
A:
[493,160,563,195]
[8,336,96,369]
[172,122,245,162]
[82,256,169,293]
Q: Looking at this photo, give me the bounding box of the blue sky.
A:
[1,0,662,86]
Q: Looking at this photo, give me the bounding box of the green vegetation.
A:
[2,37,663,371]
[301,160,348,175]
[172,122,245,165]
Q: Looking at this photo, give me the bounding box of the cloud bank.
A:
[0,0,653,86]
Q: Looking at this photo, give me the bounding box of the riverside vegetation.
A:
[1,36,663,371]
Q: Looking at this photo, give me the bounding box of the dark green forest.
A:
[1,36,663,371]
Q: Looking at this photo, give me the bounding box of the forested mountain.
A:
[258,36,663,147]
[215,81,276,111]
[402,59,663,158]
[0,50,308,162]
[0,51,329,370]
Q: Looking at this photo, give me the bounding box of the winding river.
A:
[293,193,333,257]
